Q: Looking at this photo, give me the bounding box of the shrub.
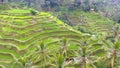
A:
[30,9,38,15]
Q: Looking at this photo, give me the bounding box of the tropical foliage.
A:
[0,9,120,68]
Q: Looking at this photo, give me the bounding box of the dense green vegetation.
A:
[56,10,115,35]
[0,9,119,68]
[0,9,82,68]
[0,0,120,68]
[1,0,120,23]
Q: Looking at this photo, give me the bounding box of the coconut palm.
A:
[102,24,120,68]
[53,38,71,68]
[103,40,120,68]
[17,41,52,68]
[64,35,107,68]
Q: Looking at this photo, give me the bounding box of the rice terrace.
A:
[0,0,120,68]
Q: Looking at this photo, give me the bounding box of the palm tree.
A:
[16,41,52,68]
[103,40,120,68]
[52,38,75,68]
[102,24,120,68]
[63,35,107,68]
[54,38,69,68]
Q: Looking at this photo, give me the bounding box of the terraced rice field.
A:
[0,9,89,68]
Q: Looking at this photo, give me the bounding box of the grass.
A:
[6,9,30,14]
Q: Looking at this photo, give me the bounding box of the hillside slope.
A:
[56,10,116,36]
[0,9,89,68]
[0,9,119,68]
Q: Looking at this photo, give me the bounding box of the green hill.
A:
[56,10,116,35]
[0,9,120,68]
[0,9,88,68]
